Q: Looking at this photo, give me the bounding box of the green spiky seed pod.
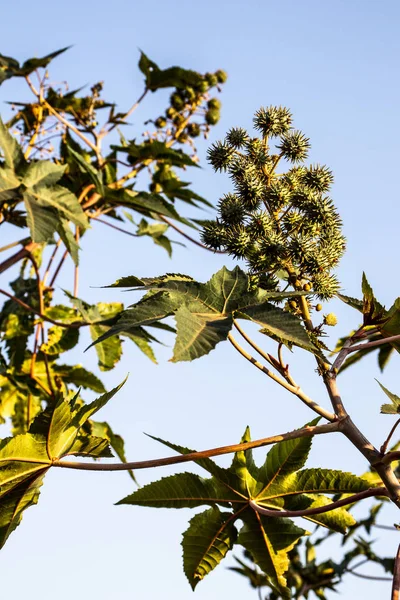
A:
[208,98,221,110]
[246,212,273,238]
[201,220,227,250]
[205,72,218,87]
[215,69,228,83]
[155,117,167,128]
[312,272,340,300]
[166,107,176,119]
[149,182,163,193]
[300,165,334,192]
[218,193,245,225]
[225,127,249,148]
[324,313,338,326]
[253,106,292,137]
[170,93,185,110]
[187,122,201,138]
[278,130,311,163]
[224,226,253,259]
[205,109,220,125]
[245,138,269,167]
[207,141,235,171]
[264,182,292,210]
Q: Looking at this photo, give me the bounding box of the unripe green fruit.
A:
[155,117,167,128]
[196,80,209,93]
[215,69,228,83]
[207,98,221,110]
[185,87,196,101]
[205,73,218,87]
[173,114,185,127]
[166,107,176,118]
[315,303,323,311]
[205,109,220,125]
[177,132,188,143]
[170,93,185,110]
[187,123,201,138]
[149,182,163,193]
[324,313,338,326]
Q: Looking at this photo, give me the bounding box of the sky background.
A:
[1,1,400,598]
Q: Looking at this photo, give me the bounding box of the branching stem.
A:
[52,421,340,471]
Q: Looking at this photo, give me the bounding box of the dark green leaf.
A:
[182,508,238,589]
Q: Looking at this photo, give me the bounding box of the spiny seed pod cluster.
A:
[202,106,345,300]
[153,70,227,145]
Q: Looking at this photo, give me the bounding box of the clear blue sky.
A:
[1,1,400,598]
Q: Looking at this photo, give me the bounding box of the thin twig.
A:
[158,215,227,254]
[392,544,400,600]
[0,242,39,275]
[346,568,392,582]
[25,76,98,153]
[233,320,279,371]
[49,249,68,288]
[106,88,149,134]
[0,237,31,253]
[249,487,388,518]
[349,334,400,354]
[381,419,400,455]
[42,239,62,286]
[74,227,80,297]
[0,288,88,329]
[90,215,139,237]
[52,421,340,471]
[228,332,336,421]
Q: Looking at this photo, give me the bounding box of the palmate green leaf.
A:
[0,471,46,549]
[89,420,136,482]
[122,427,363,590]
[118,472,240,508]
[23,192,59,242]
[114,189,193,225]
[361,273,386,325]
[41,325,79,355]
[263,468,370,501]
[257,420,319,497]
[67,435,113,458]
[172,306,232,362]
[281,493,356,533]
[182,507,238,590]
[46,378,126,458]
[0,117,24,170]
[29,184,89,230]
[229,426,260,497]
[57,218,80,265]
[0,434,50,548]
[376,380,400,414]
[0,54,20,85]
[238,510,306,595]
[90,324,122,371]
[52,365,106,394]
[67,145,104,196]
[95,266,315,362]
[19,46,71,75]
[240,302,315,352]
[114,139,199,168]
[21,161,66,188]
[380,298,400,352]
